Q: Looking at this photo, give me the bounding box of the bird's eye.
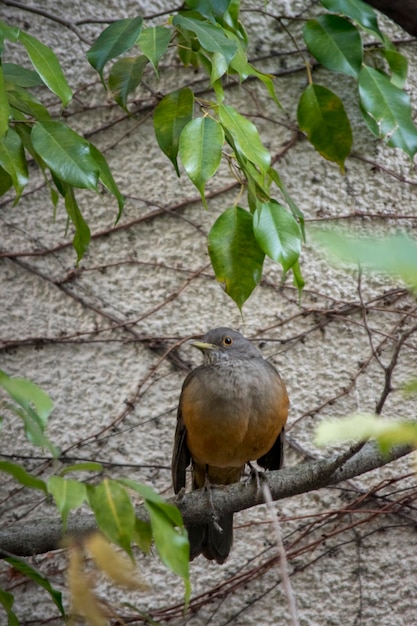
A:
[223,336,233,346]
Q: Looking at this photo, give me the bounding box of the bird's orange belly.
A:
[185,408,284,467]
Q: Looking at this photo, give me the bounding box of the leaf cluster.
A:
[300,0,417,168]
[0,21,124,262]
[85,1,305,308]
[316,412,417,455]
[0,373,191,622]
[83,0,417,307]
[2,1,417,307]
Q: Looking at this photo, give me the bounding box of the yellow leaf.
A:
[68,545,108,626]
[86,533,148,591]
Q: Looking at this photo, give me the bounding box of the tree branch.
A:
[0,443,411,558]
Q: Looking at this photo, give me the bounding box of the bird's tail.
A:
[187,514,233,564]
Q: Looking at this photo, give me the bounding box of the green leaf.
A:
[31,121,99,189]
[313,230,417,289]
[119,478,184,527]
[64,185,91,263]
[0,370,57,455]
[6,83,51,120]
[185,0,231,19]
[315,413,417,454]
[226,38,248,76]
[0,66,10,138]
[242,158,271,211]
[0,21,20,44]
[297,83,352,172]
[138,26,171,76]
[6,403,58,455]
[14,122,45,171]
[134,518,153,553]
[120,478,190,602]
[154,87,194,175]
[87,17,143,79]
[173,14,237,65]
[2,62,43,87]
[0,588,19,626]
[359,66,417,158]
[60,462,104,476]
[320,0,384,41]
[247,65,280,107]
[304,15,362,78]
[179,116,224,208]
[291,259,305,296]
[146,500,190,603]
[89,142,125,220]
[47,476,87,530]
[224,2,248,45]
[219,103,271,171]
[382,50,408,89]
[108,55,148,110]
[12,406,59,455]
[268,167,305,240]
[253,200,302,274]
[208,206,265,309]
[5,557,65,616]
[0,165,13,196]
[0,370,53,424]
[0,460,47,493]
[18,31,72,106]
[176,29,201,68]
[225,34,279,104]
[88,479,136,556]
[210,50,228,84]
[0,128,28,200]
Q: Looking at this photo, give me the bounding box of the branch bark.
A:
[0,443,412,558]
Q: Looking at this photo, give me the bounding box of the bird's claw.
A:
[246,462,267,492]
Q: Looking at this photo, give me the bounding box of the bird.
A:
[172,327,289,563]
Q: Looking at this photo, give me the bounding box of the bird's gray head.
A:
[191,327,262,364]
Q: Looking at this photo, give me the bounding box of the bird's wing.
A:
[256,360,287,471]
[172,375,192,493]
[256,427,285,470]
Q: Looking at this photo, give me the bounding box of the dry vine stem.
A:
[261,478,299,626]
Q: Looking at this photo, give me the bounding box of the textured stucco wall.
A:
[1,1,417,624]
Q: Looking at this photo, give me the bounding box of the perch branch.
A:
[0,442,411,558]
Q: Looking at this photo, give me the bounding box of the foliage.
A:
[0,374,190,622]
[0,21,125,262]
[316,413,417,454]
[314,229,417,455]
[312,230,417,291]
[301,0,417,160]
[3,557,65,618]
[1,1,416,307]
[0,369,58,458]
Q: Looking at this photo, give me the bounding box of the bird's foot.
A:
[203,473,223,532]
[246,462,267,493]
[173,487,186,504]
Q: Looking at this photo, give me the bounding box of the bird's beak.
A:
[189,340,216,352]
